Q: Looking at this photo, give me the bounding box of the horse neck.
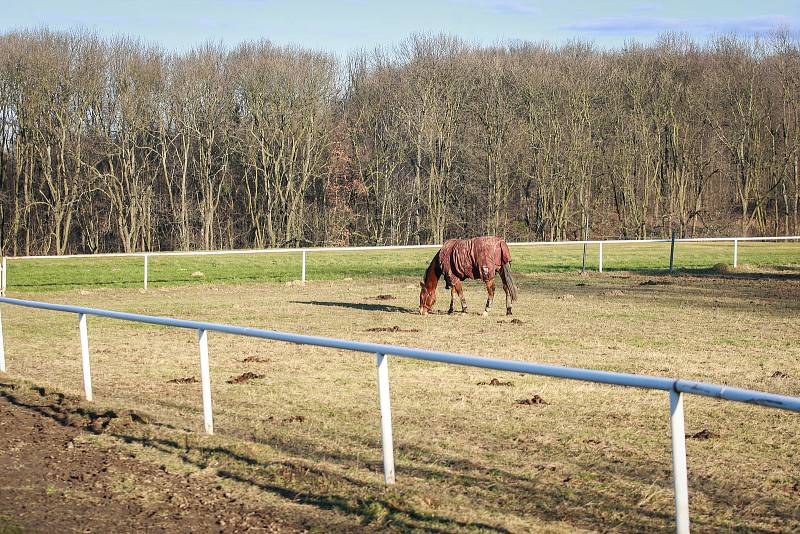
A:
[424,257,441,290]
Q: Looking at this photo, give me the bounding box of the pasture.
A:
[0,242,799,532]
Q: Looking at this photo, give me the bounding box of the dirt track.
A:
[0,381,307,533]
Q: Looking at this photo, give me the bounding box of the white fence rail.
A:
[0,297,798,532]
[1,236,798,293]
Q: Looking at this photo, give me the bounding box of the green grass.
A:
[5,241,800,292]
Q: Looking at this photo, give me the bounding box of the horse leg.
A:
[448,286,456,314]
[500,266,512,315]
[482,278,495,316]
[454,279,467,313]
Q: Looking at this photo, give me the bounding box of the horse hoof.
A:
[448,309,454,315]
[506,308,513,316]
[481,311,488,317]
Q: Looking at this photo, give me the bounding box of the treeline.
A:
[1,29,798,255]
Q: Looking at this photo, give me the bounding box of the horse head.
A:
[419,280,436,315]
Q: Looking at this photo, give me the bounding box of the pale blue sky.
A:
[3,1,799,56]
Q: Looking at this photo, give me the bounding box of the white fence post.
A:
[1,256,6,294]
[670,390,690,534]
[0,304,5,373]
[733,239,738,269]
[376,352,396,484]
[301,250,306,284]
[78,313,93,401]
[197,328,214,434]
[144,254,149,290]
[598,243,603,273]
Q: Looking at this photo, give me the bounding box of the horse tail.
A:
[501,262,518,303]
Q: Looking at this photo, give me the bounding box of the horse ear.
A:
[419,281,424,288]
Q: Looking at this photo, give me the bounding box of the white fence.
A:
[1,236,798,293]
[0,296,798,533]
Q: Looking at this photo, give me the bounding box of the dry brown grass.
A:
[1,270,799,532]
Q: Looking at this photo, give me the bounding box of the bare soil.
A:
[0,381,309,533]
[226,372,265,384]
[242,356,270,364]
[167,377,198,384]
[686,429,719,441]
[364,326,419,333]
[515,395,550,406]
[477,378,514,387]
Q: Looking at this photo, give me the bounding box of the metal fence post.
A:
[669,230,677,273]
[733,239,738,269]
[376,352,396,484]
[0,304,5,373]
[670,390,690,534]
[78,313,93,401]
[144,254,149,291]
[301,250,306,284]
[197,328,214,434]
[598,242,603,273]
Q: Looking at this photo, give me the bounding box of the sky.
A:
[3,1,799,57]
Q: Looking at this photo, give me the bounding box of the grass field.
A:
[5,240,800,292]
[0,244,799,532]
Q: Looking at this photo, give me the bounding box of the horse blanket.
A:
[438,236,511,288]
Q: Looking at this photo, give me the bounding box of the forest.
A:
[0,29,798,255]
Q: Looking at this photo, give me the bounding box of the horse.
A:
[419,236,518,316]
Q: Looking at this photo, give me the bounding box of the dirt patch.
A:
[242,356,269,363]
[497,318,525,325]
[604,290,625,296]
[373,294,397,300]
[0,382,304,533]
[771,370,789,378]
[477,378,514,387]
[191,271,204,277]
[516,395,550,406]
[557,294,575,301]
[281,415,305,424]
[226,372,264,384]
[366,326,419,333]
[639,279,673,286]
[168,376,198,384]
[576,282,588,287]
[687,429,719,440]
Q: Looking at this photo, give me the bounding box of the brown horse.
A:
[419,236,518,316]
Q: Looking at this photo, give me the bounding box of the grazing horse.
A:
[419,236,518,316]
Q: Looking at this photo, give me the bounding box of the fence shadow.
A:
[2,380,793,533]
[0,381,698,533]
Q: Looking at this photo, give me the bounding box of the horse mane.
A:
[424,252,443,283]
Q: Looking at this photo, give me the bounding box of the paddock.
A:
[0,258,798,532]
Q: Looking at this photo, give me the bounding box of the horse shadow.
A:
[290,300,415,314]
